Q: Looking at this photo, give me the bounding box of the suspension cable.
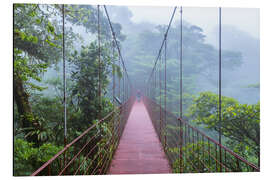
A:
[103,5,133,91]
[146,6,177,86]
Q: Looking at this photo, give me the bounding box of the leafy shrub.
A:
[188,91,260,166]
[14,138,37,176]
[37,143,63,163]
[14,138,63,176]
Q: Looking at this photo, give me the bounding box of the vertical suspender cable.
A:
[97,6,103,172]
[218,7,222,172]
[122,72,124,102]
[62,4,67,173]
[180,6,183,120]
[126,73,127,101]
[62,4,67,145]
[164,33,167,148]
[126,74,127,101]
[127,76,129,99]
[125,73,127,102]
[125,73,126,102]
[153,72,155,99]
[97,5,101,119]
[118,56,121,100]
[159,56,162,139]
[123,71,125,102]
[121,73,123,103]
[179,6,183,173]
[112,40,115,148]
[155,67,156,101]
[112,42,115,105]
[121,60,123,102]
[151,73,153,99]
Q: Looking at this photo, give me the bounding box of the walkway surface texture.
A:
[108,100,171,174]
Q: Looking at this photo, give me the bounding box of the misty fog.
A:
[13,4,260,175]
[106,6,260,104]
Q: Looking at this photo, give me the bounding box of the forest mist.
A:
[107,6,260,104]
[13,4,260,175]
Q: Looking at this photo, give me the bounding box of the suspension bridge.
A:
[30,5,259,176]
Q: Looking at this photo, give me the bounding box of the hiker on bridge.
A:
[137,89,141,102]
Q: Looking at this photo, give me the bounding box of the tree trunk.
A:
[14,76,37,143]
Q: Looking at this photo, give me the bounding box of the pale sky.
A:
[128,6,259,41]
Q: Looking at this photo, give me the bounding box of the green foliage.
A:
[37,143,63,162]
[14,138,63,176]
[168,141,253,173]
[14,4,64,63]
[69,42,116,130]
[13,4,126,176]
[65,5,125,41]
[30,95,65,145]
[14,95,64,145]
[14,4,67,146]
[14,138,38,176]
[112,64,122,78]
[246,83,260,89]
[14,29,38,43]
[14,48,48,91]
[168,141,216,173]
[22,117,53,144]
[188,91,238,127]
[93,111,121,174]
[188,92,260,165]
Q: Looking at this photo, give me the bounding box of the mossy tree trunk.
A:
[14,76,37,143]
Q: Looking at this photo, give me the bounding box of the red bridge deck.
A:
[108,100,171,174]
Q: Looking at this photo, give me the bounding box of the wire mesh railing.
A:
[31,96,135,176]
[143,96,259,173]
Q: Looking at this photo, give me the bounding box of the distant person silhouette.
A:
[137,89,141,102]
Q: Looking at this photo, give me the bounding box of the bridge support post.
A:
[179,120,183,173]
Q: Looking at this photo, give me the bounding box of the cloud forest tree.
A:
[13,4,124,144]
[188,92,260,165]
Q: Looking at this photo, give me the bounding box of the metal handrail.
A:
[143,96,259,172]
[31,96,135,176]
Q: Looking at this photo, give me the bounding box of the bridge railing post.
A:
[179,119,183,173]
